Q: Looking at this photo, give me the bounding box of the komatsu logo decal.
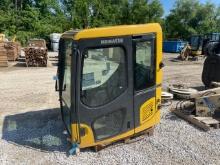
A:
[101,38,124,45]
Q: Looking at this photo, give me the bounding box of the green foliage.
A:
[118,0,164,24]
[0,0,70,45]
[0,0,219,44]
[165,0,220,40]
[0,0,164,45]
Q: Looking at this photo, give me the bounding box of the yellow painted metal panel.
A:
[61,23,162,41]
[135,110,160,133]
[139,97,156,125]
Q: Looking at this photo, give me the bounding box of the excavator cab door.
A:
[74,36,135,145]
[132,34,157,131]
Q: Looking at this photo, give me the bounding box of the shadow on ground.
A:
[51,62,58,66]
[2,108,70,153]
[164,111,183,121]
[169,57,181,62]
[14,62,27,67]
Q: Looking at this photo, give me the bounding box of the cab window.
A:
[62,41,72,108]
[81,47,127,107]
[134,40,155,91]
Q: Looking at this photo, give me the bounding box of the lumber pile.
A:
[0,43,8,67]
[24,47,47,67]
[28,39,46,48]
[24,39,48,67]
[4,42,18,61]
[16,42,21,57]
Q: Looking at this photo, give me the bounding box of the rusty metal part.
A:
[173,87,220,117]
[195,94,220,117]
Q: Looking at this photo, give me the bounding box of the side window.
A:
[62,41,72,107]
[135,40,155,91]
[81,47,127,107]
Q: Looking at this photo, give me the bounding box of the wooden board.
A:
[0,44,8,67]
[0,56,7,60]
[193,117,219,122]
[0,61,8,67]
[5,42,19,61]
[171,107,220,130]
[193,117,220,128]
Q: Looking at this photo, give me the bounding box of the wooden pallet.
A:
[194,117,220,129]
[94,127,154,152]
[170,108,220,131]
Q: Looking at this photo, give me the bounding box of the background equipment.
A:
[189,33,220,56]
[202,40,220,87]
[179,33,220,60]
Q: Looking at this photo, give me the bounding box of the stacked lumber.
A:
[16,42,21,57]
[28,39,46,48]
[4,42,18,61]
[24,47,47,67]
[0,43,8,67]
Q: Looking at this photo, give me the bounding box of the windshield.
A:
[81,46,127,107]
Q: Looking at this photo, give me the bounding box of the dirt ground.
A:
[0,52,219,165]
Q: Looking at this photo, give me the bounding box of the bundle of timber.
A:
[4,42,18,61]
[24,47,47,67]
[28,39,46,48]
[0,43,8,67]
[16,42,21,57]
[24,39,48,67]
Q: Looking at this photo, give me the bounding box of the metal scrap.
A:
[168,84,198,99]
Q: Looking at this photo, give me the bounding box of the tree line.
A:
[0,0,219,45]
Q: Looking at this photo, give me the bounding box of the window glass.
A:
[62,41,72,108]
[93,110,124,140]
[135,41,155,91]
[81,47,127,107]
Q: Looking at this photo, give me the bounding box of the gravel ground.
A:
[0,52,220,165]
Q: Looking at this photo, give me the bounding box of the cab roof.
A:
[61,23,162,41]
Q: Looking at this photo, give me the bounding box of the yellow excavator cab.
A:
[55,23,163,151]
